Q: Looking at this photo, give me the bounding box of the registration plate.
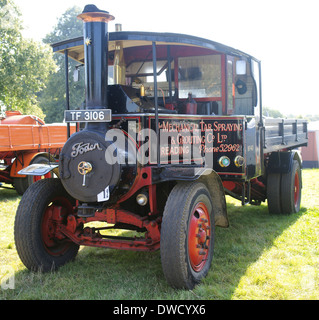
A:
[64,109,112,122]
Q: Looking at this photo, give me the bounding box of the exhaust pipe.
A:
[77,5,114,133]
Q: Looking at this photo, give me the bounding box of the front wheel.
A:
[14,178,79,272]
[160,182,214,289]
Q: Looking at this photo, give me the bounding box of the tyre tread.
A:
[161,182,214,289]
[14,179,79,272]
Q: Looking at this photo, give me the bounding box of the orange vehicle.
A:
[0,111,75,194]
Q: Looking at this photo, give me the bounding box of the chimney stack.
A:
[77,5,114,131]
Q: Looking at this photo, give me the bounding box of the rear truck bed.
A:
[0,115,75,194]
[0,123,72,152]
[263,118,308,153]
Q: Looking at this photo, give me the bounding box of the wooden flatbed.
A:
[0,122,72,152]
[0,111,75,193]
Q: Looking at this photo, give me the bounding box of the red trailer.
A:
[0,111,75,194]
[301,122,319,168]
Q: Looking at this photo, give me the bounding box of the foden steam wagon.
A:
[14,5,308,289]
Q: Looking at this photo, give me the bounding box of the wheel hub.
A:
[188,202,211,272]
[41,197,73,256]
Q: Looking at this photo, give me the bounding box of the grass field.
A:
[0,169,318,300]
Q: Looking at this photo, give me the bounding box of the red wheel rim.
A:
[41,197,73,256]
[294,171,300,208]
[188,202,211,272]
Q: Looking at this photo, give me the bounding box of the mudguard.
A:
[198,170,229,228]
[267,150,302,174]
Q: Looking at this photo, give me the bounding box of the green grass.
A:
[0,169,318,300]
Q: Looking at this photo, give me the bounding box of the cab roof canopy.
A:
[51,31,259,64]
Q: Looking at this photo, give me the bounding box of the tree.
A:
[263,106,284,118]
[0,0,55,118]
[39,6,85,123]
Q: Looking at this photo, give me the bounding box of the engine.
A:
[59,5,137,208]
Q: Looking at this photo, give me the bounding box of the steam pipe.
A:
[64,50,70,138]
[152,42,160,166]
[77,5,114,133]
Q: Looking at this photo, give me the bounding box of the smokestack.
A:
[77,5,114,131]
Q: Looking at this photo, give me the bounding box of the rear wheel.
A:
[267,159,302,215]
[281,160,302,214]
[160,182,214,289]
[14,178,79,272]
[267,173,282,214]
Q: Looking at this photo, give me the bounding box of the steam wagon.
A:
[14,5,308,289]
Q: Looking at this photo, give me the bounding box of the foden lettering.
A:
[71,142,102,158]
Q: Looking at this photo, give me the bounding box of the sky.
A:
[14,0,319,116]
